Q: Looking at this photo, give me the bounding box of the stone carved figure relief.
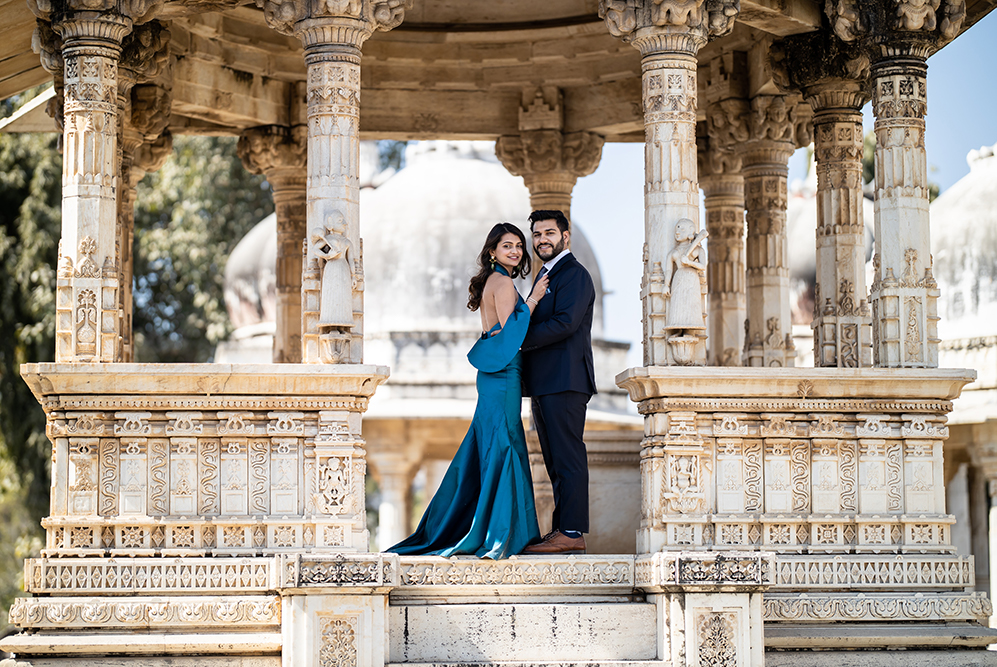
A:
[312,211,356,332]
[825,0,865,41]
[318,456,352,515]
[663,219,708,364]
[896,0,940,31]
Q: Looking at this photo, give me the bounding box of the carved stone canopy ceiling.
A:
[0,0,993,140]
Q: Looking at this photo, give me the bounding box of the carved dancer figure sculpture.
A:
[663,219,708,364]
[311,211,355,332]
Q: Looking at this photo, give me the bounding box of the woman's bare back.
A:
[480,273,519,333]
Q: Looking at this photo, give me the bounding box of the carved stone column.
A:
[116,23,171,362]
[736,94,811,367]
[808,81,872,367]
[495,88,604,222]
[238,125,308,363]
[823,0,965,368]
[600,0,738,367]
[774,28,875,368]
[30,4,143,362]
[260,0,408,364]
[699,132,744,366]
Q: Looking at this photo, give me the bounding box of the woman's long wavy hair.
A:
[467,223,532,312]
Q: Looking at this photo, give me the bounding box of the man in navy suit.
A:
[521,210,596,554]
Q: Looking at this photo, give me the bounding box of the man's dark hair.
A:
[528,210,569,233]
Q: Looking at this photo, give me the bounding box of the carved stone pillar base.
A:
[21,363,388,556]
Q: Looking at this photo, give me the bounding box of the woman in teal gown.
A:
[387,223,550,559]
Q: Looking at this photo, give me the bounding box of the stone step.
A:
[388,602,659,664]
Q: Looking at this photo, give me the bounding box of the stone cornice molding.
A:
[495,130,605,180]
[598,0,739,54]
[257,0,410,48]
[237,125,308,179]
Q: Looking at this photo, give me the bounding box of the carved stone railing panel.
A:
[23,363,388,557]
[617,367,974,560]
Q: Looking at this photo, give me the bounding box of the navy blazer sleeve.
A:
[521,264,595,351]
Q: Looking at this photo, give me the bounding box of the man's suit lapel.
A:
[544,253,576,285]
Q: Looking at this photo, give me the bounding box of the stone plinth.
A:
[21,363,389,556]
[616,366,993,629]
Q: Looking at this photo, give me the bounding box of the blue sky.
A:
[573,12,997,365]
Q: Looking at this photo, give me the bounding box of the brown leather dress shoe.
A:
[522,530,586,554]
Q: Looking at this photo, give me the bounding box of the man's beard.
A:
[535,235,565,261]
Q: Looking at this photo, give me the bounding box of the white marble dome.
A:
[223,141,607,340]
[361,141,605,338]
[931,142,997,341]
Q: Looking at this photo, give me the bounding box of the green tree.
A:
[133,136,274,362]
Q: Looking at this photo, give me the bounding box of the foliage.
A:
[377,140,407,171]
[132,136,274,362]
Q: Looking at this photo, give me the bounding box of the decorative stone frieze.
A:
[239,125,308,363]
[22,363,388,557]
[636,551,771,591]
[765,591,991,623]
[258,0,410,364]
[24,556,278,594]
[599,0,738,367]
[396,555,635,594]
[8,595,281,629]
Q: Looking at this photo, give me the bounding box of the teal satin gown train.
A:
[387,281,541,559]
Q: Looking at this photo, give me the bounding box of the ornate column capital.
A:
[599,0,738,54]
[28,0,163,24]
[495,130,604,181]
[745,94,811,150]
[771,30,871,113]
[258,0,410,49]
[496,130,604,216]
[119,20,170,87]
[238,125,308,182]
[824,0,966,56]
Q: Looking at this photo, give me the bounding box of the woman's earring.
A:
[489,255,496,268]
